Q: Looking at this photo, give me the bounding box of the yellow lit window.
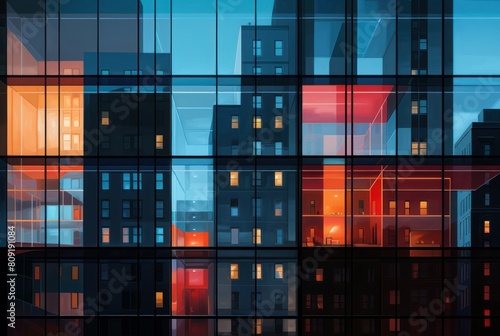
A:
[230,172,239,186]
[253,263,262,279]
[420,201,428,215]
[230,264,239,279]
[274,172,283,186]
[411,101,419,114]
[275,116,283,129]
[389,201,396,215]
[101,111,110,126]
[253,116,262,129]
[275,264,283,279]
[253,228,262,245]
[420,142,427,155]
[72,266,78,280]
[63,134,71,151]
[484,220,490,234]
[63,114,71,127]
[156,135,164,149]
[156,292,164,308]
[411,142,419,155]
[231,115,239,129]
[71,293,78,309]
[253,319,262,335]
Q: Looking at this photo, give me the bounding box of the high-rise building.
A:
[2,0,500,335]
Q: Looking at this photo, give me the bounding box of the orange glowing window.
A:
[316,269,323,282]
[275,264,283,279]
[34,293,41,307]
[404,201,410,215]
[253,228,262,245]
[101,111,110,126]
[275,116,283,129]
[231,115,239,129]
[156,135,164,149]
[102,227,110,244]
[34,266,40,280]
[156,292,164,308]
[389,201,396,215]
[274,172,283,186]
[420,201,428,215]
[253,318,262,335]
[252,264,262,279]
[71,293,78,309]
[253,116,262,129]
[230,264,239,279]
[484,220,491,234]
[230,172,239,186]
[71,266,79,280]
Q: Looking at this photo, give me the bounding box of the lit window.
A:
[123,173,131,190]
[253,141,262,155]
[101,69,110,75]
[420,201,428,215]
[389,319,400,332]
[34,266,40,280]
[156,135,163,149]
[420,100,427,114]
[420,142,427,155]
[253,228,262,245]
[101,200,110,219]
[484,285,490,301]
[485,193,490,206]
[230,198,239,216]
[253,40,262,56]
[132,173,142,190]
[404,201,410,215]
[101,111,110,125]
[275,115,283,129]
[253,95,262,108]
[156,227,164,244]
[275,200,283,216]
[101,173,110,190]
[231,115,239,129]
[389,201,396,215]
[230,264,239,279]
[34,293,41,307]
[316,269,323,282]
[253,318,262,335]
[253,263,262,279]
[156,201,164,219]
[275,40,283,56]
[122,227,130,243]
[253,66,262,75]
[132,227,142,244]
[230,172,239,186]
[485,309,491,327]
[484,220,490,234]
[71,293,78,309]
[63,134,71,151]
[275,66,283,75]
[253,115,262,128]
[156,292,164,308]
[411,101,418,114]
[485,263,490,276]
[390,290,400,305]
[411,69,418,75]
[156,173,163,190]
[72,266,78,280]
[102,227,110,243]
[412,141,419,155]
[231,228,239,245]
[275,172,283,186]
[275,96,283,109]
[275,142,283,155]
[275,264,283,279]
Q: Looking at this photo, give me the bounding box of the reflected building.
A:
[2,0,500,336]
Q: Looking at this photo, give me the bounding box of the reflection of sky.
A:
[453,1,500,146]
[141,0,274,74]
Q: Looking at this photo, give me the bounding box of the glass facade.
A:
[2,0,500,335]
